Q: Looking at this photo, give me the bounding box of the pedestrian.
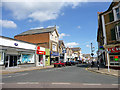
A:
[91,61,94,67]
[97,60,99,70]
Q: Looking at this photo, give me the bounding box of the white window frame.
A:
[115,25,120,41]
[113,3,120,21]
[52,44,57,51]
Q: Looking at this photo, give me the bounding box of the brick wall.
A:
[14,33,50,48]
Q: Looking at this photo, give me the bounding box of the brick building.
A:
[14,26,59,65]
[97,1,120,68]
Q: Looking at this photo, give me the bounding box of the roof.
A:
[99,2,119,16]
[59,40,65,47]
[15,26,59,36]
[70,47,81,51]
[0,36,37,45]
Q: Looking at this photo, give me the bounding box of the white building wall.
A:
[50,31,59,43]
[0,37,36,50]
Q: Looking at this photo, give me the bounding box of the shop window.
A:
[110,56,114,62]
[22,54,32,63]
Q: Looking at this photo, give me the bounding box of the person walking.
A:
[97,60,99,70]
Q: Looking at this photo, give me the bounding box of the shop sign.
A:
[62,50,66,53]
[37,46,46,55]
[108,46,120,53]
[14,43,18,46]
[50,51,59,56]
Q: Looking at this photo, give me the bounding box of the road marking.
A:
[17,82,27,84]
[83,83,101,85]
[17,82,39,84]
[0,83,4,84]
[52,83,71,85]
[112,84,119,85]
[12,73,28,77]
[113,74,117,76]
[8,76,12,77]
[3,73,28,78]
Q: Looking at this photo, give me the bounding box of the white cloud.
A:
[30,26,44,29]
[65,42,79,47]
[59,33,70,39]
[86,45,90,48]
[3,2,81,22]
[77,25,81,29]
[61,13,64,16]
[28,19,32,22]
[47,25,59,30]
[0,20,17,28]
[47,25,54,28]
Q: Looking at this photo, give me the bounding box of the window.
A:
[109,12,114,22]
[116,7,120,20]
[115,25,120,41]
[111,28,116,40]
[52,44,56,51]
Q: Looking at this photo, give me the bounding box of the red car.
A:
[54,61,65,67]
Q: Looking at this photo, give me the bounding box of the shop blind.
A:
[111,28,116,40]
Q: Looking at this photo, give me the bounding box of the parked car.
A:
[70,61,75,65]
[65,61,72,66]
[54,61,65,67]
[75,61,79,64]
[77,60,82,64]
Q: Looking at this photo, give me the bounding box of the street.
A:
[1,64,119,88]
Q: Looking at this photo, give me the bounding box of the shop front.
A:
[50,51,59,65]
[36,46,46,66]
[0,36,36,69]
[45,48,50,66]
[107,46,120,67]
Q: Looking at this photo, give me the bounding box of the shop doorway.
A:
[55,57,59,62]
[38,55,43,66]
[5,55,18,68]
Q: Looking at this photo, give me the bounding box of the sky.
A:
[0,1,111,55]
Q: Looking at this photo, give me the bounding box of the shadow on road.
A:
[76,64,90,68]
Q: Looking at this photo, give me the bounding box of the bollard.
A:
[98,65,99,70]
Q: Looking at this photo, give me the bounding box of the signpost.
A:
[99,46,110,72]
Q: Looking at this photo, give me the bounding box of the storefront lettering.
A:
[108,46,120,53]
[37,46,46,55]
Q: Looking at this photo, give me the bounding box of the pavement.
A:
[86,63,120,77]
[87,67,120,77]
[1,65,54,75]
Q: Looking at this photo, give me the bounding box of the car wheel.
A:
[54,64,56,67]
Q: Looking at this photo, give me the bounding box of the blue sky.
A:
[1,1,111,55]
